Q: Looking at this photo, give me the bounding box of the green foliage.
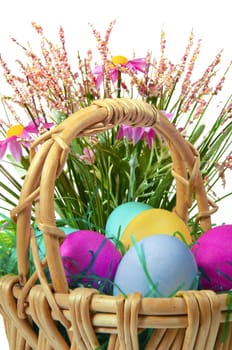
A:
[53,128,174,233]
[0,215,17,277]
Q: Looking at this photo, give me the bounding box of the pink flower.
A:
[79,147,95,164]
[93,55,146,88]
[0,137,22,162]
[24,119,54,134]
[0,119,53,161]
[116,125,155,149]
[116,111,173,149]
[0,124,27,161]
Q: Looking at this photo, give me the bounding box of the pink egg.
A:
[191,225,232,292]
[60,230,122,293]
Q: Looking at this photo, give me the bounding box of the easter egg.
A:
[60,230,122,293]
[191,225,232,292]
[105,201,153,241]
[113,234,198,297]
[121,208,192,248]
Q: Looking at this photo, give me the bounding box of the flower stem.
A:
[117,70,121,98]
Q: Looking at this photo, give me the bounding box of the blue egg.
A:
[105,201,153,240]
[113,234,198,297]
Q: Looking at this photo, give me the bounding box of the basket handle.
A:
[11,98,216,293]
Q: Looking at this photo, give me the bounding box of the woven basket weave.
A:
[0,98,231,350]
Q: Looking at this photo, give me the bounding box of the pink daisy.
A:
[93,55,146,88]
[0,119,53,161]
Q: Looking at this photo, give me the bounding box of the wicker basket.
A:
[0,98,231,350]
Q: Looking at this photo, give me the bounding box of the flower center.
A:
[6,124,24,138]
[111,56,129,65]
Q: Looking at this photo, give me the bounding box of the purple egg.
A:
[60,230,122,293]
[191,225,232,292]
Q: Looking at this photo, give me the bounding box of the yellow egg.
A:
[121,208,192,248]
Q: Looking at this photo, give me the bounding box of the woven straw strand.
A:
[93,98,158,127]
[177,290,222,350]
[29,285,69,350]
[69,288,100,350]
[0,275,38,349]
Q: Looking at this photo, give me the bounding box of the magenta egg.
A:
[60,230,122,293]
[191,225,232,292]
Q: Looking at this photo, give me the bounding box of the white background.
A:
[0,0,231,348]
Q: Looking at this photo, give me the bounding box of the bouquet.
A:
[0,20,232,278]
